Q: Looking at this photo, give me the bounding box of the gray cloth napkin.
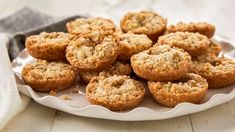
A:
[0,7,54,34]
[0,7,82,60]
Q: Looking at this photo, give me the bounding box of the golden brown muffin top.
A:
[192,54,235,75]
[121,11,167,35]
[80,61,132,83]
[66,30,119,70]
[87,75,145,102]
[22,60,76,81]
[26,32,70,47]
[167,22,215,38]
[148,73,208,94]
[158,32,210,49]
[66,17,116,35]
[119,33,152,49]
[131,45,191,71]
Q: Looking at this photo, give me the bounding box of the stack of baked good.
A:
[21,11,235,111]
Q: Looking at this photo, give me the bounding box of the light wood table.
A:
[1,0,235,131]
[2,99,235,132]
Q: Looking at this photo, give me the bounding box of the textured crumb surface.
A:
[191,54,235,88]
[158,32,210,56]
[121,11,167,40]
[118,33,152,61]
[166,22,215,38]
[66,30,119,71]
[22,60,77,92]
[86,75,145,111]
[148,73,208,107]
[66,17,116,35]
[79,61,132,83]
[26,32,71,61]
[206,40,222,55]
[131,45,192,81]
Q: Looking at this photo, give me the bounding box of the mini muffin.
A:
[206,40,222,55]
[120,11,167,41]
[148,73,208,107]
[79,61,132,84]
[166,22,215,38]
[118,33,152,61]
[158,32,210,56]
[66,17,116,35]
[66,30,119,71]
[22,60,77,92]
[131,45,192,81]
[86,75,145,111]
[191,54,235,88]
[25,32,70,61]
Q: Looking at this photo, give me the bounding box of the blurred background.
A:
[0,0,235,40]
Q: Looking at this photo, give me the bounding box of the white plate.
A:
[12,35,235,121]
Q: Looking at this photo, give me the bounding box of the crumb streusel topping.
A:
[132,45,191,71]
[66,30,118,70]
[87,75,144,102]
[158,32,210,56]
[80,61,132,83]
[22,60,76,81]
[121,11,167,34]
[167,22,215,38]
[119,33,152,48]
[66,17,116,35]
[192,54,235,75]
[118,33,152,60]
[26,32,70,46]
[158,32,210,49]
[206,40,222,55]
[149,73,208,94]
[191,54,235,88]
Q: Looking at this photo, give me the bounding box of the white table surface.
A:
[1,0,235,131]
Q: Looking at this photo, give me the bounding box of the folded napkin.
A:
[0,34,30,129]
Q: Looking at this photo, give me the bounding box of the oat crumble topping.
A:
[88,75,144,102]
[27,32,70,46]
[67,17,116,35]
[153,73,208,93]
[133,45,191,71]
[121,11,167,34]
[22,60,76,80]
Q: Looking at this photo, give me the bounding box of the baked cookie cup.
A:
[79,61,132,84]
[206,40,222,55]
[191,54,235,88]
[25,32,70,61]
[148,73,208,107]
[22,60,77,92]
[86,75,145,111]
[66,30,119,71]
[120,11,167,41]
[166,22,215,38]
[117,33,152,61]
[131,45,192,81]
[158,32,210,56]
[66,17,116,35]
